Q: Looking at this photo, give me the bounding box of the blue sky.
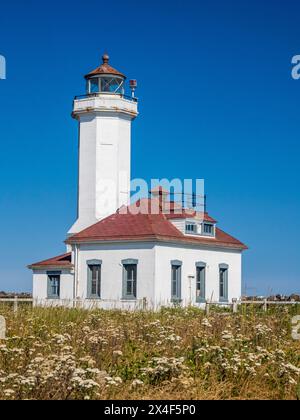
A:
[0,0,299,294]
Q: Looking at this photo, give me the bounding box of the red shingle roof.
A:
[85,54,125,79]
[66,202,247,250]
[165,210,217,223]
[28,253,72,269]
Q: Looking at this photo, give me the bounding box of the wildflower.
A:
[222,333,234,340]
[113,350,123,357]
[4,389,15,397]
[283,363,300,375]
[131,379,144,388]
[201,318,212,328]
[105,376,123,387]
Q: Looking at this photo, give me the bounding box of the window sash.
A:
[123,264,137,299]
[186,223,197,234]
[171,265,181,301]
[203,223,214,235]
[48,275,60,298]
[196,267,205,302]
[100,77,124,94]
[219,268,228,301]
[88,265,101,298]
[89,78,99,93]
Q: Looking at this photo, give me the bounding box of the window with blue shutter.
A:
[87,260,102,299]
[122,259,138,300]
[171,260,182,302]
[219,264,229,302]
[196,262,206,302]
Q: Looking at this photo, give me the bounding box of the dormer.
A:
[167,211,217,238]
[184,218,216,238]
[149,185,217,238]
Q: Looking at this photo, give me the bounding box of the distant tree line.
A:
[0,291,32,298]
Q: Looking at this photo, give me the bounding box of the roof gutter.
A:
[65,237,247,251]
[28,264,74,270]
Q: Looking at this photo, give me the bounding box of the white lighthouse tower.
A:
[69,54,138,235]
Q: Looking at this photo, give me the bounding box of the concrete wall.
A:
[154,243,242,308]
[32,242,242,310]
[69,95,138,235]
[32,269,74,306]
[76,242,156,307]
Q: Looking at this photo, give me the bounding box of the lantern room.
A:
[85,54,126,95]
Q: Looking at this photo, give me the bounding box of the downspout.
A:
[73,244,79,308]
[188,275,194,306]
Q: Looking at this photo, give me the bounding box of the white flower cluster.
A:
[141,356,188,384]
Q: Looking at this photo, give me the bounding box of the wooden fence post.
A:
[263,299,267,312]
[142,297,147,311]
[0,316,6,340]
[13,296,18,314]
[232,298,238,313]
[205,300,210,316]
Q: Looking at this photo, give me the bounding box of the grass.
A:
[0,304,300,400]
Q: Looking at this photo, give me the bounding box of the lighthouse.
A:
[68,54,138,235]
[29,53,246,310]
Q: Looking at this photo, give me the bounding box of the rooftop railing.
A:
[74,92,138,103]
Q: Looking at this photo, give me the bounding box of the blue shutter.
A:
[47,276,52,298]
[122,266,127,299]
[178,266,182,300]
[87,265,92,298]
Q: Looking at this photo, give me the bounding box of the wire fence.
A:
[0,297,300,314]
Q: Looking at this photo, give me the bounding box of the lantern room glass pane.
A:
[100,77,124,94]
[90,78,99,93]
